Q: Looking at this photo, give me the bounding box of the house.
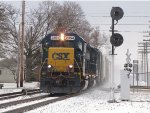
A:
[0,67,16,83]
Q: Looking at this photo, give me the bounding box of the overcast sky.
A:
[3,0,150,58]
[2,0,150,85]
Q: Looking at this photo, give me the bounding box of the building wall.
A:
[0,67,16,83]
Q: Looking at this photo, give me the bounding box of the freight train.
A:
[40,32,110,94]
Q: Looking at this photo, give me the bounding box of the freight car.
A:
[40,32,104,94]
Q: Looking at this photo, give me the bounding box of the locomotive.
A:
[40,32,103,94]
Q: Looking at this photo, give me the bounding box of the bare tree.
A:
[0,3,20,83]
[89,27,100,48]
[24,1,95,81]
[0,1,104,81]
[0,2,20,57]
[24,1,61,81]
[52,1,93,42]
[0,3,7,57]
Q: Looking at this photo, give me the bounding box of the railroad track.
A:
[0,89,42,101]
[1,94,77,113]
[130,86,150,89]
[0,85,93,113]
[0,94,48,109]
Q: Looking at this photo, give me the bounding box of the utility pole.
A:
[141,21,150,86]
[20,0,25,87]
[17,24,21,88]
[138,41,150,86]
[143,40,150,86]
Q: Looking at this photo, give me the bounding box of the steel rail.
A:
[2,94,77,113]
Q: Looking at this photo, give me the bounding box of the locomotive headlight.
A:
[68,64,73,68]
[48,65,52,68]
[60,33,65,41]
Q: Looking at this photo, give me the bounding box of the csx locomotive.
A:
[40,32,103,94]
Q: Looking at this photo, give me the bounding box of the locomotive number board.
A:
[51,36,75,40]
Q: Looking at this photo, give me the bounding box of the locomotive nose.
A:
[48,47,74,72]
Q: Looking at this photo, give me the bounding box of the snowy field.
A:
[0,82,150,113]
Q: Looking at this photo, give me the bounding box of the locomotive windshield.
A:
[51,41,74,47]
[50,35,83,51]
[51,40,83,52]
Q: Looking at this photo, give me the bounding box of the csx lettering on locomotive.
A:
[52,52,70,60]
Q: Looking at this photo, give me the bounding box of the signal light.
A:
[124,64,128,67]
[110,7,124,48]
[111,7,124,20]
[110,33,123,47]
[129,63,132,67]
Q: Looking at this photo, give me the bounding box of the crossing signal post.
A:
[108,7,124,103]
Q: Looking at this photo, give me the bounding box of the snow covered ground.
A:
[26,87,150,113]
[0,82,150,113]
[0,82,39,94]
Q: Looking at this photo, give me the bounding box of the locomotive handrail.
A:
[40,58,48,72]
[74,58,81,72]
[74,58,82,80]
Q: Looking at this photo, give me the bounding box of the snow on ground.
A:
[26,86,150,113]
[0,83,150,113]
[0,82,39,94]
[0,96,57,113]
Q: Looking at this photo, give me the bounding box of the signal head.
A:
[111,7,124,20]
[110,33,123,47]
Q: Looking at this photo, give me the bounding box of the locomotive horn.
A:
[111,7,124,20]
[110,33,123,47]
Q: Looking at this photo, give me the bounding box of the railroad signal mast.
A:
[108,7,124,103]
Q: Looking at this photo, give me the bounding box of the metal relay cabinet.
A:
[120,70,130,101]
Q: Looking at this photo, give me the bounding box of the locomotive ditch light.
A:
[48,65,52,68]
[60,33,65,41]
[69,64,73,68]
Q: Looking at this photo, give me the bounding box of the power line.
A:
[90,15,150,18]
[92,24,150,26]
[100,30,144,33]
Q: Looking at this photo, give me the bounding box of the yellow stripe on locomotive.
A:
[48,47,74,72]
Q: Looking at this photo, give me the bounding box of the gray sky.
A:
[2,0,150,84]
[77,1,150,84]
[4,0,150,59]
[78,1,150,68]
